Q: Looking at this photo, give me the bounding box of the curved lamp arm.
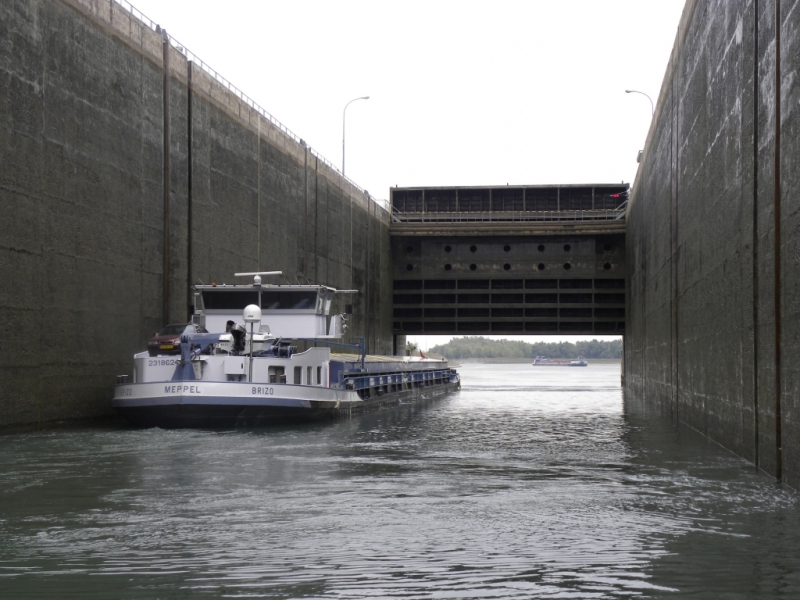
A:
[342,96,370,175]
[625,89,654,117]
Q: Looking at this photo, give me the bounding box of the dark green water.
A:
[0,363,798,598]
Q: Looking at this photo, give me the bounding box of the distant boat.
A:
[532,356,588,367]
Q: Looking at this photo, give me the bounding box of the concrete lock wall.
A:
[625,0,800,486]
[0,0,392,429]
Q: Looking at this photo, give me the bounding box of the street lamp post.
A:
[625,89,654,117]
[342,96,369,175]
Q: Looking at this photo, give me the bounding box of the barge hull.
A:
[114,381,459,429]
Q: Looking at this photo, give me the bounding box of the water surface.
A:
[1,363,798,598]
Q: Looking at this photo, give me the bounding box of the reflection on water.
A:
[0,363,798,598]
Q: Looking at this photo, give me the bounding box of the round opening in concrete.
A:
[537,263,545,271]
[604,244,613,252]
[406,246,414,254]
[563,263,572,270]
[470,264,477,271]
[603,263,612,270]
[470,245,477,253]
[444,245,452,252]
[503,263,511,271]
[538,244,545,252]
[504,245,511,252]
[444,264,452,271]
[406,264,414,271]
[563,244,571,252]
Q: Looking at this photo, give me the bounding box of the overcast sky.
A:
[127,0,686,345]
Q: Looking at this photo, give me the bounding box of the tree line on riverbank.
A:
[426,336,622,359]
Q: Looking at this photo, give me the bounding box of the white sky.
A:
[128,0,686,345]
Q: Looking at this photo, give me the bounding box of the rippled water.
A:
[1,363,799,598]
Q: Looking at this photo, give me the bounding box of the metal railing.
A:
[113,0,388,213]
[390,200,628,223]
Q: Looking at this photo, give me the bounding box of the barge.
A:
[532,356,588,367]
[113,272,460,428]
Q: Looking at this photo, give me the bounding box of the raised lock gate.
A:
[389,184,628,337]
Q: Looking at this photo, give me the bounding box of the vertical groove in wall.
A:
[304,145,309,279]
[162,31,171,325]
[642,200,647,401]
[256,115,261,271]
[365,198,371,350]
[187,61,193,312]
[314,157,318,283]
[753,0,760,468]
[38,1,47,428]
[773,0,782,480]
[672,72,681,422]
[349,193,353,289]
[669,74,673,415]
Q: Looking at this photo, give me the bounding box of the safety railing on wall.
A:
[113,0,389,214]
[390,200,628,223]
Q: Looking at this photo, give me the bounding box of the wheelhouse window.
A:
[200,290,319,311]
[201,291,259,309]
[261,291,318,310]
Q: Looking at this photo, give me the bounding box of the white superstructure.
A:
[113,273,459,427]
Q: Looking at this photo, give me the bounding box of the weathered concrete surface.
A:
[0,0,391,429]
[625,0,800,486]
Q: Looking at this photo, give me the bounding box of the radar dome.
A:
[243,304,262,323]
